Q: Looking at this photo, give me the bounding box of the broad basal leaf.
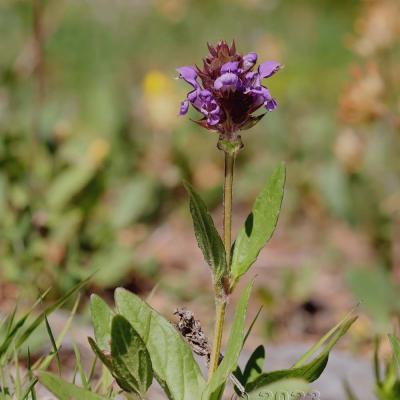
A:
[184,182,227,285]
[111,315,153,396]
[38,372,107,400]
[231,163,285,288]
[203,281,253,400]
[246,315,357,392]
[90,295,113,351]
[115,288,206,400]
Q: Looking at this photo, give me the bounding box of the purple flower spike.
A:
[176,40,281,136]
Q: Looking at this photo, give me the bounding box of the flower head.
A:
[177,40,281,139]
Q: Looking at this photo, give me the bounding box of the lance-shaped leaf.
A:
[115,288,206,400]
[111,315,153,396]
[184,182,227,284]
[231,164,285,288]
[38,372,108,400]
[203,281,253,400]
[246,315,357,392]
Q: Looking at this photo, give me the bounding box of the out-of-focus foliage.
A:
[332,0,400,270]
[345,334,400,400]
[0,0,362,298]
[0,0,399,322]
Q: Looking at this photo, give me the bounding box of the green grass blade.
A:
[44,315,61,375]
[0,289,51,359]
[35,294,81,370]
[16,276,91,349]
[73,343,89,389]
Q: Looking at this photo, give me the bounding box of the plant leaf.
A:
[38,371,108,400]
[115,288,206,400]
[246,352,329,391]
[231,163,285,287]
[246,316,357,392]
[184,181,227,284]
[246,378,309,400]
[88,337,113,370]
[203,280,253,400]
[242,345,265,385]
[233,344,265,396]
[388,334,400,376]
[90,294,113,351]
[111,315,153,396]
[292,312,357,368]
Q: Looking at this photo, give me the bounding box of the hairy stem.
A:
[208,150,236,380]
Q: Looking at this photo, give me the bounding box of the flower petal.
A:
[179,99,189,115]
[242,52,257,71]
[221,61,240,74]
[258,61,281,79]
[214,72,239,92]
[176,66,199,88]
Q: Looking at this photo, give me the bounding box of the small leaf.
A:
[246,315,357,392]
[247,378,309,400]
[184,182,227,285]
[90,295,113,351]
[203,281,253,400]
[388,334,400,376]
[246,352,329,391]
[38,372,108,400]
[111,315,153,396]
[292,312,357,368]
[115,288,206,400]
[231,163,285,287]
[242,345,265,385]
[233,344,265,396]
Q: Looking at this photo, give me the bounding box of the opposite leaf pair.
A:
[185,163,286,294]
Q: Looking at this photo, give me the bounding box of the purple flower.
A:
[177,40,281,137]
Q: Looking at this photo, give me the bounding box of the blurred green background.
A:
[0,0,399,343]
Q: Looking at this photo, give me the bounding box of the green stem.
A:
[223,151,235,269]
[208,299,226,380]
[208,150,236,380]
